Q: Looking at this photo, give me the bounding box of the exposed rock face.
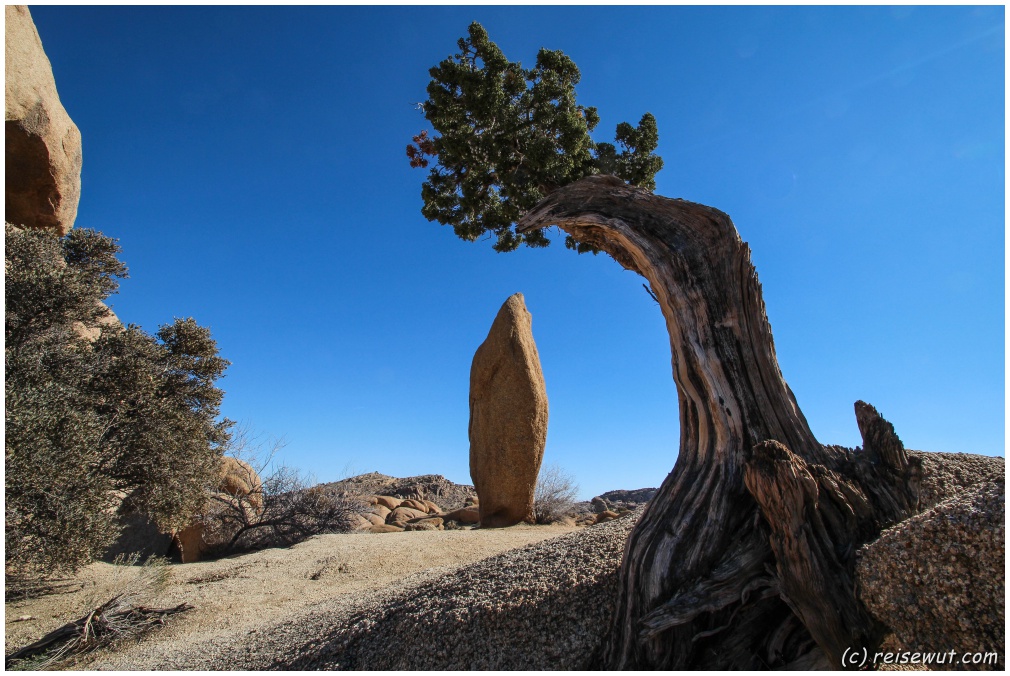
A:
[857,475,1005,669]
[441,506,480,525]
[387,506,428,526]
[6,6,82,235]
[909,450,1005,510]
[219,456,263,510]
[468,293,548,527]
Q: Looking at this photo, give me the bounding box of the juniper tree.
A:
[407,21,663,253]
[5,226,230,585]
[409,25,926,670]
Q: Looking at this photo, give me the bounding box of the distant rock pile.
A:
[468,293,549,527]
[321,472,476,512]
[320,472,480,533]
[5,5,82,235]
[591,487,657,513]
[351,491,478,533]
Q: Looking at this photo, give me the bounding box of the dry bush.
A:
[533,464,580,524]
[196,429,367,557]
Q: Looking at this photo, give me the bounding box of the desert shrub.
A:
[533,464,580,524]
[194,432,367,557]
[5,226,230,586]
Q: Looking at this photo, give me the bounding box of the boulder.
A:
[387,506,428,525]
[348,513,372,531]
[5,6,82,235]
[856,477,1004,667]
[374,495,402,511]
[400,499,429,513]
[422,500,442,514]
[405,517,444,531]
[368,504,391,520]
[441,507,480,525]
[219,456,263,509]
[370,524,405,534]
[468,293,548,527]
[172,522,206,564]
[594,510,619,524]
[363,513,386,527]
[170,457,265,563]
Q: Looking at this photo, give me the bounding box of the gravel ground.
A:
[6,524,577,670]
[275,509,640,670]
[73,511,639,670]
[8,451,999,671]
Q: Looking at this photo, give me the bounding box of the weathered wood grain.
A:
[517,175,921,669]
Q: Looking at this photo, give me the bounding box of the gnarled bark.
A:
[517,175,921,669]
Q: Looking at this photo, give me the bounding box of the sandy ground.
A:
[5,523,577,669]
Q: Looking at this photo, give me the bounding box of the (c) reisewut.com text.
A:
[842,647,1000,668]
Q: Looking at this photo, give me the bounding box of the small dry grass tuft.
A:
[5,555,190,670]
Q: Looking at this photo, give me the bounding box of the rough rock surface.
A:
[857,476,1004,670]
[909,450,1005,509]
[218,456,263,509]
[5,6,82,235]
[266,509,640,669]
[441,506,480,525]
[469,293,548,527]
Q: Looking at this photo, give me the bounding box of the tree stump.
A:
[517,175,921,669]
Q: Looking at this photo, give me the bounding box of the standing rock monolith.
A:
[6,5,83,235]
[468,293,548,527]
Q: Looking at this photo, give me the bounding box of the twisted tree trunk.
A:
[517,175,921,669]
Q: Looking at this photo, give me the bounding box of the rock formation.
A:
[218,456,263,510]
[172,456,265,563]
[321,472,476,511]
[468,293,548,527]
[857,474,1005,669]
[6,5,82,235]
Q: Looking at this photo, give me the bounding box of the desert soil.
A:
[5,523,577,670]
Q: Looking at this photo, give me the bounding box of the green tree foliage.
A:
[407,22,664,253]
[5,225,230,583]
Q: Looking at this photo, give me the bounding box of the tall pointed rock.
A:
[468,293,548,527]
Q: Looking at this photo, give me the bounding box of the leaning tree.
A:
[409,23,922,669]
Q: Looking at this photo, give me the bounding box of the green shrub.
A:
[5,225,231,585]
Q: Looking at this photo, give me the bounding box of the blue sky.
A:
[29,6,1004,499]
